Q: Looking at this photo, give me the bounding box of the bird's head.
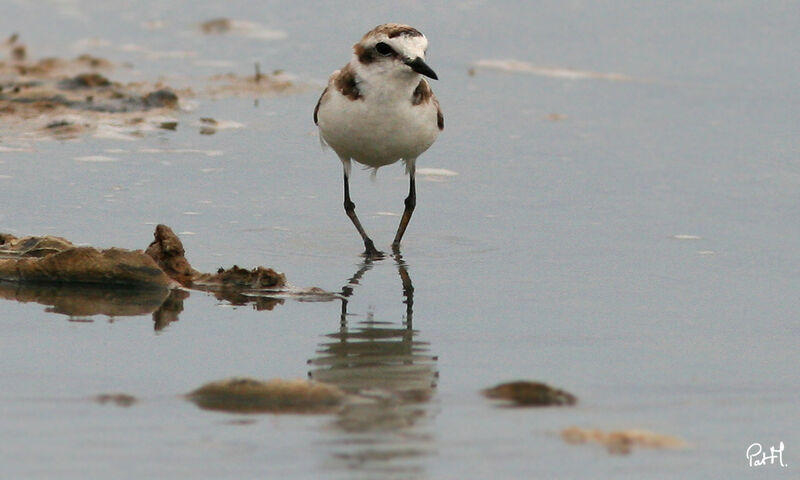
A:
[352,23,438,81]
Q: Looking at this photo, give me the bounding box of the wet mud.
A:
[1,33,306,140]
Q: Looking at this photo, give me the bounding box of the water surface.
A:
[1,1,798,478]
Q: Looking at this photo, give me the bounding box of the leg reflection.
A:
[308,253,437,424]
[392,245,413,329]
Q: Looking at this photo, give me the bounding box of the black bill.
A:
[405,57,438,80]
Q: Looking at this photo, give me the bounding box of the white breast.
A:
[317,71,440,169]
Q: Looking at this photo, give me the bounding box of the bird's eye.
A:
[375,42,393,56]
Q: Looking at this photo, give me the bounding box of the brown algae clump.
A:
[58,73,112,89]
[200,18,235,34]
[94,393,137,407]
[561,426,686,454]
[144,224,198,287]
[198,265,286,290]
[0,243,172,288]
[144,223,287,290]
[482,381,577,406]
[187,378,346,414]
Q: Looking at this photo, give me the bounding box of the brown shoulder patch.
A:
[334,64,362,101]
[412,79,433,106]
[313,87,327,125]
[411,79,443,130]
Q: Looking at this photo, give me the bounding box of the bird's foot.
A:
[362,248,385,259]
[362,239,385,259]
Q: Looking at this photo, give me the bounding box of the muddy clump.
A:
[144,224,198,288]
[561,427,686,454]
[0,224,323,321]
[1,45,181,115]
[482,381,577,407]
[1,224,291,293]
[187,377,346,414]
[144,224,287,291]
[0,234,73,257]
[1,35,185,140]
[0,236,172,288]
[1,33,309,141]
[94,393,138,407]
[58,73,112,90]
[196,265,286,291]
[143,89,179,108]
[200,18,235,34]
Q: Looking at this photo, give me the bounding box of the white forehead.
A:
[397,34,428,53]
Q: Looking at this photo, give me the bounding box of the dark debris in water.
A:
[144,224,197,288]
[482,381,577,407]
[0,224,330,319]
[0,223,291,293]
[0,235,172,288]
[200,18,235,34]
[58,73,111,90]
[143,89,179,108]
[94,393,137,407]
[144,223,288,292]
[198,116,217,135]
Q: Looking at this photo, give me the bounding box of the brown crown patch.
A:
[363,23,423,40]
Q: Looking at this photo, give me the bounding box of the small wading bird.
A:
[314,23,444,257]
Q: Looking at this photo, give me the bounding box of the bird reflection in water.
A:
[309,247,439,475]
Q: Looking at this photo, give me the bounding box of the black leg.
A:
[343,173,383,257]
[392,173,416,248]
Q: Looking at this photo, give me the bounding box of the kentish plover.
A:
[314,23,444,257]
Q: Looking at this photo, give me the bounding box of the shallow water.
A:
[2,1,799,478]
